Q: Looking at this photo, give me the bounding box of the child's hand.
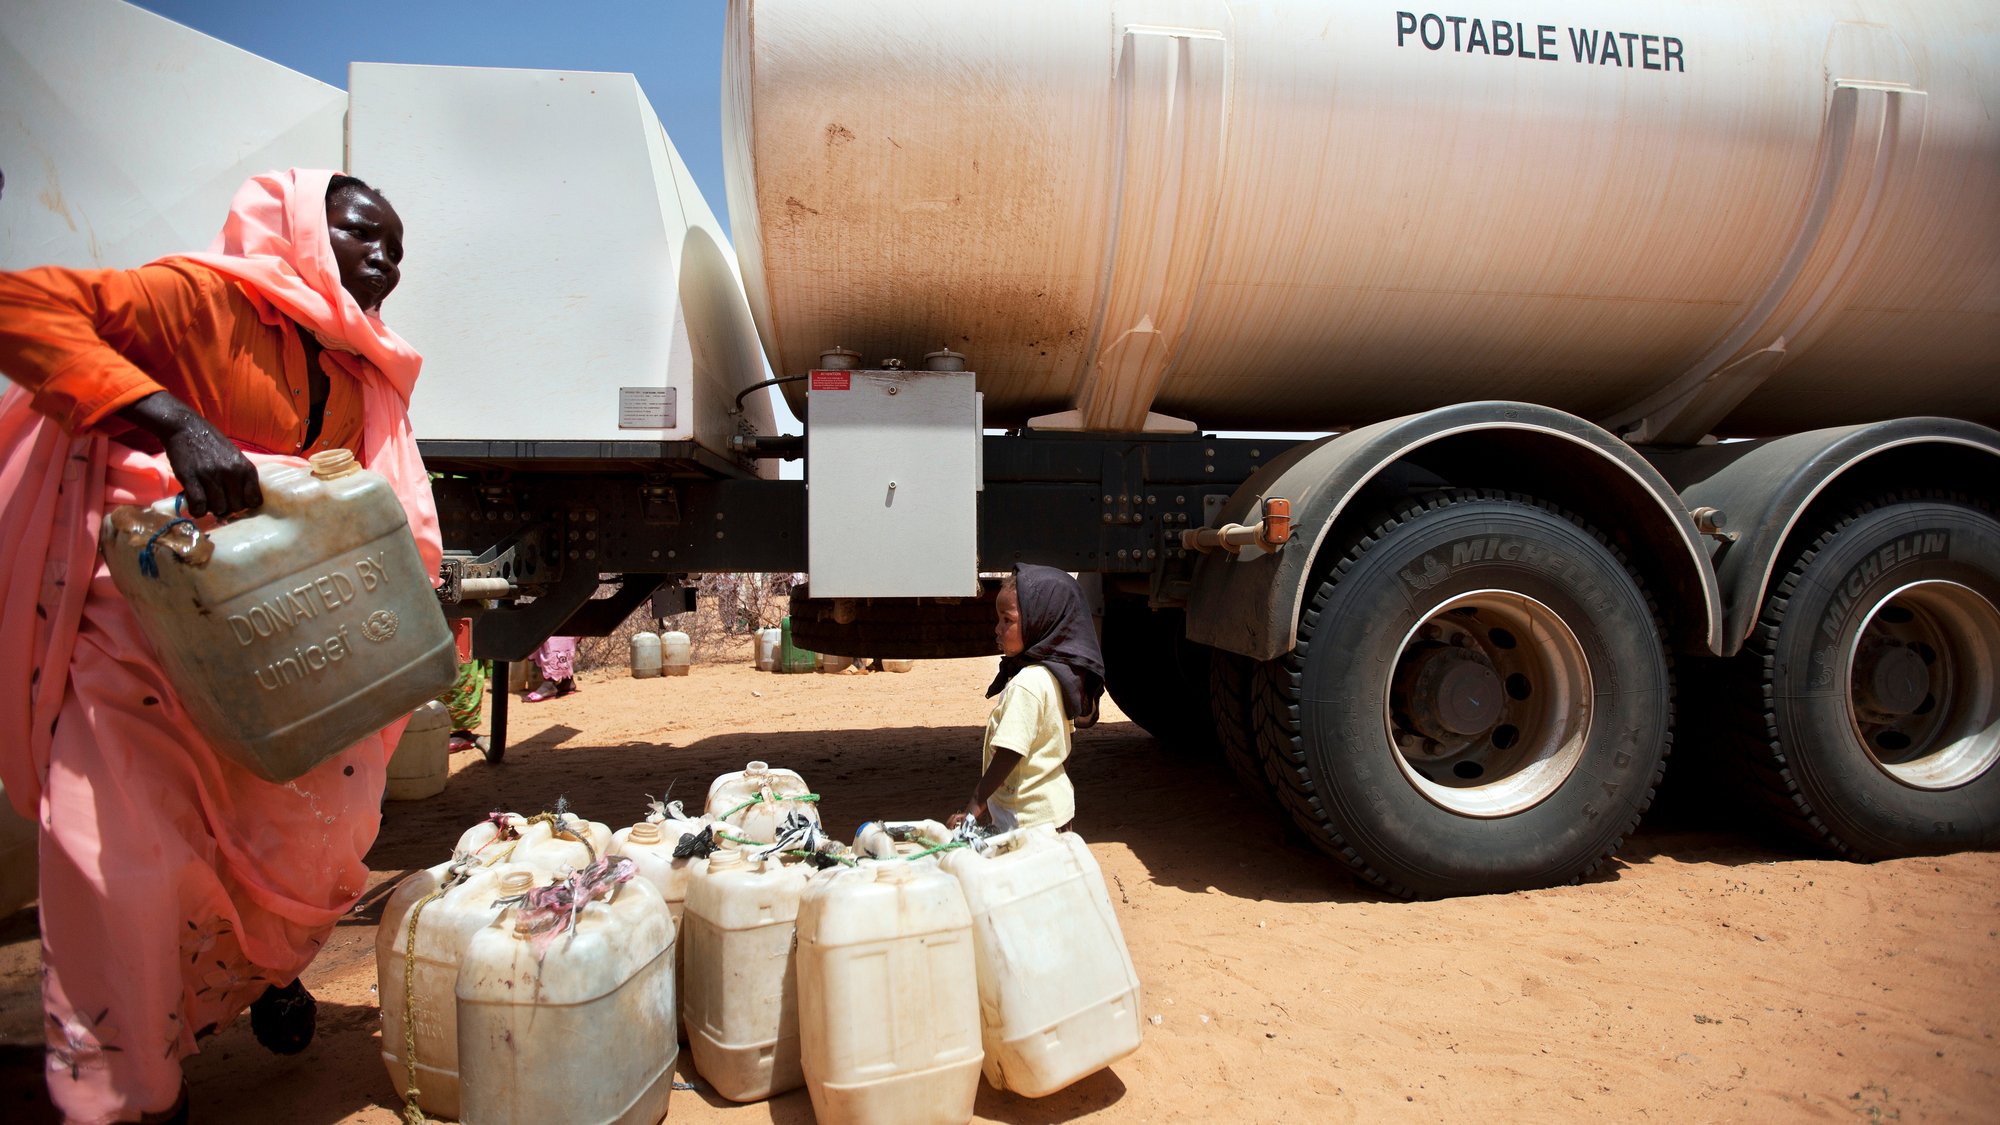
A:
[947,797,985,829]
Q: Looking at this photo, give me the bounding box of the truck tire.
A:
[1711,490,2000,859]
[1253,490,1673,899]
[1101,601,1217,750]
[1211,650,1282,812]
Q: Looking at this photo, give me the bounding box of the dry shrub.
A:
[574,573,800,672]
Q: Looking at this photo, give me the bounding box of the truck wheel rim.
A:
[1846,580,2000,791]
[1384,590,1593,818]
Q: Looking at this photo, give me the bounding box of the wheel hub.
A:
[1853,641,1929,719]
[1397,646,1504,740]
[1385,591,1593,818]
[1847,580,2000,790]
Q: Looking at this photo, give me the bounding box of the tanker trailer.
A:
[723,0,2000,897]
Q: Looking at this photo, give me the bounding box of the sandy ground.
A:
[3,655,1997,1124]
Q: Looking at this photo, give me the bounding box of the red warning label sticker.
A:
[810,371,851,391]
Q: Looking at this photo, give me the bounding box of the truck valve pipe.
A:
[1181,497,1291,554]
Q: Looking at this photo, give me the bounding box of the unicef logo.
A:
[361,609,400,643]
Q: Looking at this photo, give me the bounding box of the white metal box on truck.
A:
[347,62,778,474]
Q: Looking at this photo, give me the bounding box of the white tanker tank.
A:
[724,0,1999,441]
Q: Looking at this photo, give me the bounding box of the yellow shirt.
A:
[982,663,1075,829]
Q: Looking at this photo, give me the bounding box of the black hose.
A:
[733,374,808,414]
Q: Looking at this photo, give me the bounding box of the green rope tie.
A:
[716,791,821,820]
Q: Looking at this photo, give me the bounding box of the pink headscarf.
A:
[181,167,423,403]
[0,168,441,818]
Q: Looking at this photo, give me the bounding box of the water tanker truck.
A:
[5,0,1997,899]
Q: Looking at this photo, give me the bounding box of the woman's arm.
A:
[1,264,261,516]
[112,391,263,517]
[949,748,1024,828]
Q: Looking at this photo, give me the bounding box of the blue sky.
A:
[136,1,737,235]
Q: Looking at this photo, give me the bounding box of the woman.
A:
[0,169,438,1124]
[948,566,1105,833]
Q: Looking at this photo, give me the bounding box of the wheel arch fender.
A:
[1183,402,1723,662]
[1658,417,2000,657]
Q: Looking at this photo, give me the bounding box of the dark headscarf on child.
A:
[986,564,1106,728]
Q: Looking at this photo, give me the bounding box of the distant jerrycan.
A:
[940,827,1143,1097]
[99,451,455,782]
[681,846,812,1101]
[457,866,677,1125]
[630,631,663,678]
[797,858,982,1125]
[706,761,820,844]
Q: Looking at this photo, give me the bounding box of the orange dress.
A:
[0,168,436,1125]
[0,258,366,455]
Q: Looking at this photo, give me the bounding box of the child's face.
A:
[996,586,1026,656]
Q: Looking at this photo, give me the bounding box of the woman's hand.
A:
[114,391,262,517]
[946,797,986,830]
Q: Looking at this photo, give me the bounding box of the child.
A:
[950,565,1106,832]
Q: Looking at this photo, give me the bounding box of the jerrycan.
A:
[615,812,712,1042]
[378,810,619,1118]
[99,451,455,782]
[457,870,677,1125]
[681,846,812,1100]
[378,860,545,1121]
[778,617,815,673]
[797,859,982,1125]
[940,828,1143,1096]
[706,761,819,844]
[384,700,450,801]
[661,630,692,676]
[630,631,662,678]
[456,811,614,871]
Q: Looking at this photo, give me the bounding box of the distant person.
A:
[524,634,580,701]
[0,169,437,1125]
[439,654,487,752]
[947,566,1104,833]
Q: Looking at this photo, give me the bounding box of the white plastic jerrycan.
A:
[681,846,812,1100]
[456,870,677,1125]
[455,811,614,870]
[630,631,662,678]
[662,630,692,676]
[614,811,712,1043]
[384,700,450,801]
[99,451,455,782]
[377,810,620,1118]
[797,858,983,1125]
[940,828,1144,1096]
[706,761,819,844]
[378,860,545,1120]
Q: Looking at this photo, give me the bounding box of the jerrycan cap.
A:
[497,870,536,895]
[626,822,663,845]
[309,448,361,480]
[708,846,747,872]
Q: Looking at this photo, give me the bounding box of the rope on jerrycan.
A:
[399,852,480,1125]
[395,808,583,1123]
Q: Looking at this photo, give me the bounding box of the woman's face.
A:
[996,585,1026,657]
[326,185,404,311]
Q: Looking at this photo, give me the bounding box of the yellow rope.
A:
[397,837,519,1124]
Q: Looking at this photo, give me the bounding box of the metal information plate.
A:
[617,387,677,429]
